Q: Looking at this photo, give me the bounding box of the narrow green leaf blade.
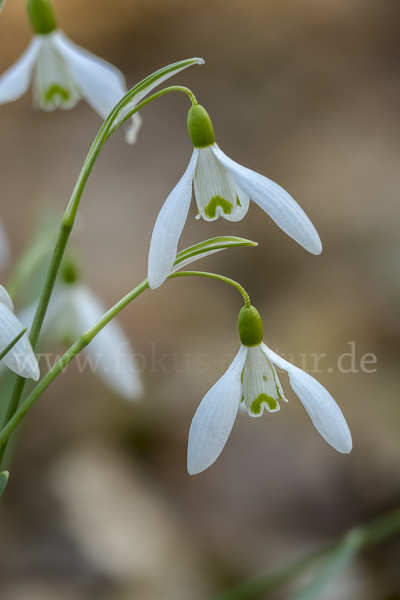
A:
[0,328,27,361]
[109,57,204,135]
[172,236,257,271]
[0,0,6,14]
[0,471,9,496]
[289,531,363,600]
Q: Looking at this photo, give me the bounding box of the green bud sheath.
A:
[27,0,57,35]
[187,105,215,148]
[238,305,264,347]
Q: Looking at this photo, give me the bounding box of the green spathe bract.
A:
[27,0,57,35]
[187,104,215,148]
[238,305,264,347]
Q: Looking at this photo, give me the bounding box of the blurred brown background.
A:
[1,0,400,598]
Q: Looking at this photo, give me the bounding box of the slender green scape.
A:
[0,269,251,452]
[0,59,202,465]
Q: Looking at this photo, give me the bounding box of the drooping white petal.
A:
[125,112,143,145]
[187,345,248,475]
[70,286,142,400]
[0,38,40,105]
[20,285,142,399]
[51,31,129,119]
[33,33,81,110]
[148,149,199,289]
[242,345,285,417]
[0,304,39,380]
[211,145,322,255]
[194,147,240,222]
[0,285,13,312]
[262,343,352,453]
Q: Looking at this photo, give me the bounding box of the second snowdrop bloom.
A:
[187,305,352,475]
[0,285,39,380]
[148,104,322,289]
[0,0,142,143]
[20,273,143,400]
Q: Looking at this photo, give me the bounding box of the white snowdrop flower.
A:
[20,276,143,400]
[0,0,142,143]
[0,284,39,380]
[188,305,352,475]
[148,104,322,289]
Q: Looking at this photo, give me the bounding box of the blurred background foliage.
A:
[1,0,400,598]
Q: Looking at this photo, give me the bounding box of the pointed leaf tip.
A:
[172,236,257,272]
[0,471,9,496]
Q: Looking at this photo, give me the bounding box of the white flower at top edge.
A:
[0,284,39,380]
[148,104,323,289]
[187,305,352,475]
[0,0,142,144]
[20,283,143,400]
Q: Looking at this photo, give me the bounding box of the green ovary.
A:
[45,85,70,103]
[204,196,233,219]
[250,393,278,414]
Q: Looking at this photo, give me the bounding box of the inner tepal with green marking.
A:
[187,104,244,222]
[238,305,288,417]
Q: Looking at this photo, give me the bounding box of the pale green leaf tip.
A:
[0,471,9,496]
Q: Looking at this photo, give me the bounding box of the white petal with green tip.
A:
[211,145,322,255]
[194,147,238,221]
[262,343,352,453]
[148,149,199,289]
[187,345,248,475]
[33,34,80,110]
[242,345,285,417]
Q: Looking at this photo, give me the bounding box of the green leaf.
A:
[0,471,9,496]
[288,530,363,600]
[107,58,204,136]
[0,328,27,361]
[172,236,257,271]
[0,0,6,14]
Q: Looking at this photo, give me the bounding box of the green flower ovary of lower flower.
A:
[238,305,264,347]
[27,0,57,35]
[187,105,215,148]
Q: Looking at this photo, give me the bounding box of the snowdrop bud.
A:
[27,0,57,35]
[238,305,263,347]
[62,260,78,285]
[187,104,215,148]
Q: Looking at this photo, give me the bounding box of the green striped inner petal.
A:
[194,147,238,221]
[242,345,283,417]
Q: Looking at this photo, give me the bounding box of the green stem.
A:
[169,271,251,308]
[211,507,400,600]
[0,81,197,467]
[0,269,250,452]
[0,329,27,362]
